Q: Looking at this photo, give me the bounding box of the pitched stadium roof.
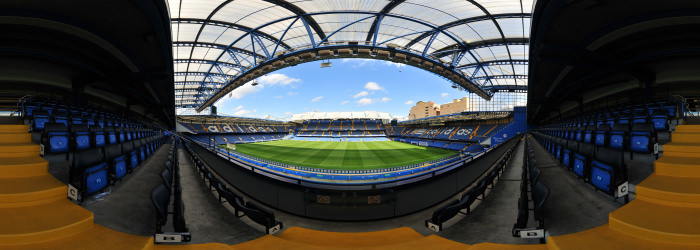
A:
[169,0,532,111]
[290,111,392,121]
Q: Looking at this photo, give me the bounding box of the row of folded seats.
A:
[512,137,549,241]
[151,139,191,243]
[23,100,161,133]
[183,139,283,235]
[531,104,675,198]
[425,139,517,232]
[41,123,161,155]
[68,133,167,201]
[557,99,682,131]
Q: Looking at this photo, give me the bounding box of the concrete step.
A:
[3,224,153,250]
[636,174,700,207]
[0,199,93,245]
[0,174,66,207]
[674,125,700,133]
[661,142,700,153]
[0,143,40,158]
[0,133,31,144]
[548,225,698,250]
[609,200,700,246]
[0,125,28,133]
[0,156,48,177]
[654,155,700,177]
[671,131,700,143]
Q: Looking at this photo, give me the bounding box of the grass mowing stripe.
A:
[342,142,363,169]
[354,142,385,169]
[301,142,338,167]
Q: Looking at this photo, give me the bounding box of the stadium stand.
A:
[18,97,171,201]
[294,118,387,141]
[178,116,293,146]
[4,0,700,249]
[530,98,682,199]
[388,112,515,153]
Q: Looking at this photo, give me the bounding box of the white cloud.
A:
[287,91,299,96]
[340,100,349,105]
[381,97,391,102]
[274,96,283,99]
[233,109,251,116]
[341,58,373,68]
[258,73,300,86]
[214,81,262,105]
[441,93,449,97]
[229,105,256,117]
[383,61,404,68]
[404,100,414,105]
[311,96,323,102]
[357,98,374,106]
[365,82,384,91]
[353,91,369,98]
[284,112,291,116]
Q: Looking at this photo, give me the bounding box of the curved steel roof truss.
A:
[169,0,533,110]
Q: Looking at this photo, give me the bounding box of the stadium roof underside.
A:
[178,115,288,125]
[398,111,512,125]
[290,111,392,121]
[170,0,532,112]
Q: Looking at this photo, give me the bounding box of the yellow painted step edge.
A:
[0,214,94,246]
[609,214,700,246]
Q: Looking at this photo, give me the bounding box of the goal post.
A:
[227,143,236,150]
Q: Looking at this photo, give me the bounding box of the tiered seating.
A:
[151,139,191,243]
[425,138,518,232]
[512,136,549,241]
[531,100,680,199]
[183,140,283,234]
[178,121,291,146]
[295,119,387,139]
[20,98,167,201]
[389,122,508,152]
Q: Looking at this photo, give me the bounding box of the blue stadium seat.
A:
[609,124,628,150]
[590,147,624,194]
[629,123,656,154]
[91,125,106,147]
[105,127,119,144]
[583,125,595,143]
[71,147,109,197]
[32,110,51,131]
[118,128,126,142]
[650,110,669,131]
[71,124,91,150]
[53,110,70,127]
[122,142,139,170]
[105,144,127,182]
[41,123,70,155]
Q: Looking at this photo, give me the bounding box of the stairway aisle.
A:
[0,125,153,250]
[548,124,700,249]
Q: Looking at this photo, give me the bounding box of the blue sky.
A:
[213,58,470,120]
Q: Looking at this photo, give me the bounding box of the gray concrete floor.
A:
[82,143,171,236]
[436,139,540,245]
[527,137,622,236]
[177,147,264,244]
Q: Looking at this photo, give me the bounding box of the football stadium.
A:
[1,0,700,249]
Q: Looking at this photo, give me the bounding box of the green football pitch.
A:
[230,140,458,170]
